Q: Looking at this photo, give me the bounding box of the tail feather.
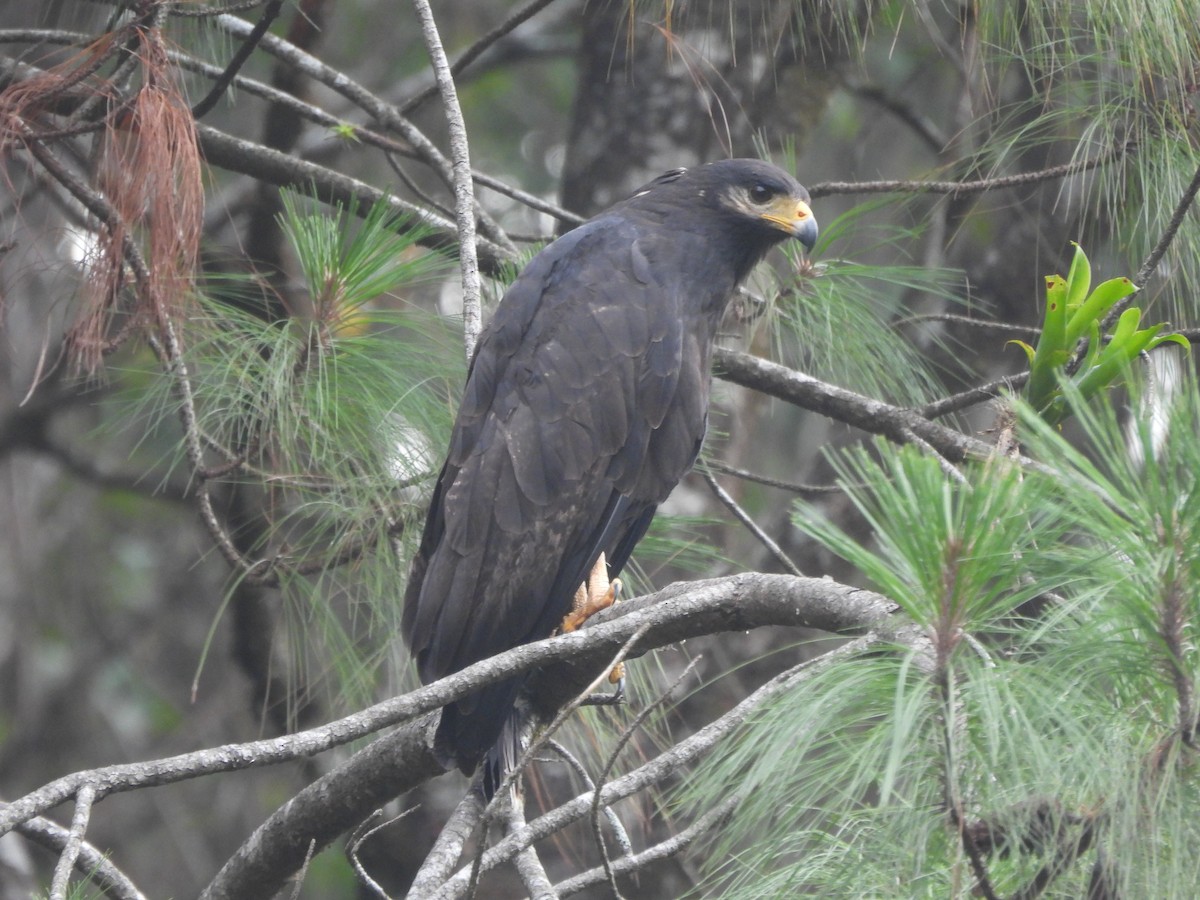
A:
[482,709,525,800]
[433,676,528,800]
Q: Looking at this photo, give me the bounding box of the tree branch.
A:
[701,468,803,576]
[11,810,147,900]
[49,783,96,900]
[399,0,562,114]
[210,12,517,257]
[190,0,284,118]
[506,799,557,899]
[411,0,482,362]
[430,635,888,899]
[549,795,739,899]
[193,574,898,899]
[196,122,512,273]
[807,145,1124,199]
[406,789,486,898]
[712,347,997,462]
[1132,160,1200,291]
[702,458,842,495]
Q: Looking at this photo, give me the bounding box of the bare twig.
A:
[191,0,284,118]
[13,811,147,900]
[545,740,632,857]
[919,373,1029,420]
[701,468,803,575]
[348,808,417,899]
[1132,160,1200,291]
[410,0,482,362]
[400,0,562,114]
[506,800,558,899]
[49,782,96,900]
[288,839,317,900]
[472,168,585,227]
[902,429,970,485]
[703,458,843,495]
[171,1,268,16]
[808,146,1123,200]
[845,78,947,153]
[589,658,701,897]
[347,812,392,899]
[549,795,739,899]
[211,12,516,257]
[893,311,1040,338]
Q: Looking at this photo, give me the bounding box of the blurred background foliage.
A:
[1,0,1199,897]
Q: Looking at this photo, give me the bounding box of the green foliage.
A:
[682,376,1200,897]
[1013,243,1187,425]
[766,204,963,405]
[118,192,463,709]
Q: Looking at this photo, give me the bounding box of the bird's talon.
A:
[561,554,621,633]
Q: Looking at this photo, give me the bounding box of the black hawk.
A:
[402,158,817,794]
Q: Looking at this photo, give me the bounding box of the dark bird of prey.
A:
[402,158,817,795]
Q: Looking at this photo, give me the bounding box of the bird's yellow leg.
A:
[560,553,625,686]
[561,552,622,632]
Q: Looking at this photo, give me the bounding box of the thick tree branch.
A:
[430,635,888,899]
[194,574,897,899]
[0,574,894,844]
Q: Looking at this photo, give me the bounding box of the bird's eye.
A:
[749,183,775,204]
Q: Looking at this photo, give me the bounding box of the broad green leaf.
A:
[1064,241,1092,312]
[1064,277,1137,345]
[1027,274,1069,410]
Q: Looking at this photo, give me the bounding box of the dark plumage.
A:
[402,159,817,794]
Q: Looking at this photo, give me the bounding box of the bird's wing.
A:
[402,215,709,685]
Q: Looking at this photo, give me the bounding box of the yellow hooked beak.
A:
[762,197,818,251]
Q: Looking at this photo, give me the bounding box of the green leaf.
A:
[1064,277,1137,346]
[1064,241,1092,312]
[1008,339,1036,364]
[1149,332,1192,351]
[1026,274,1069,411]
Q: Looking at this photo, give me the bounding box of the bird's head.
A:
[617,158,817,287]
[707,159,818,252]
[623,158,817,265]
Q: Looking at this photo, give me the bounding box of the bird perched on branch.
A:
[402,158,817,797]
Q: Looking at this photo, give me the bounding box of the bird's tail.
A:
[433,676,528,801]
[481,707,527,801]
